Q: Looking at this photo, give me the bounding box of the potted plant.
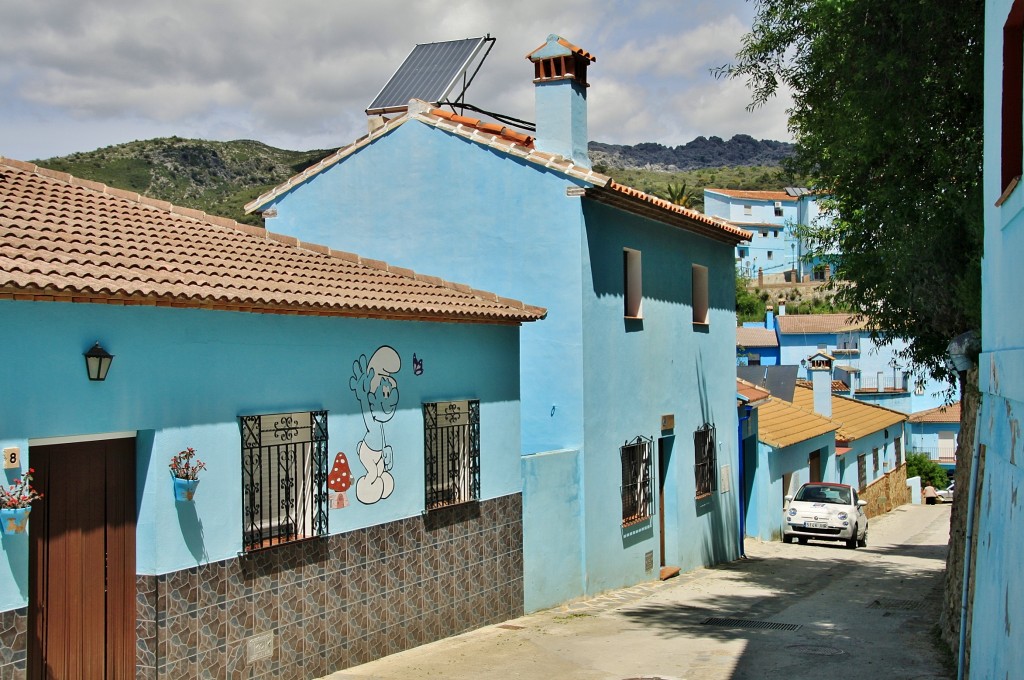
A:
[169,447,206,502]
[0,469,43,534]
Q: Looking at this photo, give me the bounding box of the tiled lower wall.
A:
[0,607,26,678]
[137,493,524,679]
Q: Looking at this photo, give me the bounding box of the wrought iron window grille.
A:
[620,435,653,527]
[694,422,717,499]
[239,410,328,553]
[424,400,480,510]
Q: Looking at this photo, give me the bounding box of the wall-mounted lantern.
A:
[84,342,114,381]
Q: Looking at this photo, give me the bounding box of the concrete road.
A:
[322,503,953,680]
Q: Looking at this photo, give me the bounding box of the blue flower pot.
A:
[173,477,200,502]
[1,507,30,534]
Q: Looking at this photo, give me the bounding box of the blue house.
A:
[967,1,1024,674]
[737,305,781,365]
[0,158,544,678]
[776,311,952,415]
[907,402,960,473]
[704,187,830,282]
[246,35,752,612]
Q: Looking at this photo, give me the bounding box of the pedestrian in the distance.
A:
[924,484,938,505]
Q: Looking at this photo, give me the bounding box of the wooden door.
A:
[809,451,821,483]
[29,438,136,680]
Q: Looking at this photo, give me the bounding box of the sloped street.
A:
[324,503,952,680]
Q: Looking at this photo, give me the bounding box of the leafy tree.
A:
[735,268,766,322]
[906,452,949,490]
[717,0,983,382]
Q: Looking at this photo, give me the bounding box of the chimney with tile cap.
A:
[526,34,596,168]
[807,352,834,418]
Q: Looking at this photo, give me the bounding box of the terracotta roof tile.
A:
[757,397,839,448]
[736,326,778,347]
[909,402,961,424]
[737,378,771,404]
[0,157,546,324]
[526,36,596,63]
[776,313,869,334]
[789,384,906,442]
[705,189,797,202]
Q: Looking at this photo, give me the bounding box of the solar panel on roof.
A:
[366,37,489,114]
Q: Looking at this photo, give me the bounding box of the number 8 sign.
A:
[3,447,20,469]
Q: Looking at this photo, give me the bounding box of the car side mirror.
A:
[785,495,793,503]
[856,500,867,507]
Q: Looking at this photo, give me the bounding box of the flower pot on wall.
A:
[173,478,200,502]
[1,507,30,534]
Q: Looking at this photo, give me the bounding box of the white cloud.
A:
[0,0,791,159]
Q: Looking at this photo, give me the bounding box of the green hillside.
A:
[35,138,335,227]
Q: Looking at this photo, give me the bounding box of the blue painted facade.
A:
[252,44,744,611]
[969,2,1024,673]
[0,299,524,613]
[776,319,953,414]
[704,189,831,282]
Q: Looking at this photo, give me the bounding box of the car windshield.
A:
[794,485,851,505]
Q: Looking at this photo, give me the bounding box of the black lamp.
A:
[84,342,114,381]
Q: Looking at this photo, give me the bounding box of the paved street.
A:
[322,503,953,680]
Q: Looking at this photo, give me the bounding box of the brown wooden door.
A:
[29,438,136,680]
[809,451,821,483]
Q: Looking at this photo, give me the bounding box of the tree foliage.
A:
[906,452,949,490]
[718,0,983,381]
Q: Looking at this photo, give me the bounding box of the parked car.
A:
[783,482,868,549]
[936,481,955,503]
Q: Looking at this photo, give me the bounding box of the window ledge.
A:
[997,176,1020,207]
[625,315,644,321]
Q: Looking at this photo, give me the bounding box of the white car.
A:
[783,482,868,549]
[936,481,955,502]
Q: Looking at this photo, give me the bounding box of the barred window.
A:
[424,400,480,509]
[694,423,717,499]
[620,436,653,526]
[872,447,879,472]
[239,411,328,553]
[857,454,867,491]
[895,437,903,467]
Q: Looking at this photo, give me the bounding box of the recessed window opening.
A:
[692,264,709,324]
[743,204,752,216]
[424,399,480,509]
[240,411,329,553]
[620,436,653,526]
[694,423,717,499]
[624,248,643,318]
[774,201,783,217]
[1002,1,1024,194]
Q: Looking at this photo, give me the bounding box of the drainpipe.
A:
[737,405,752,558]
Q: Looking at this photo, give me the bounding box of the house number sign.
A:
[3,447,19,469]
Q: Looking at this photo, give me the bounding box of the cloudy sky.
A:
[0,0,792,161]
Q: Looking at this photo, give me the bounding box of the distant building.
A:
[704,187,831,283]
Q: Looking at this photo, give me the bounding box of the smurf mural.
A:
[350,346,401,504]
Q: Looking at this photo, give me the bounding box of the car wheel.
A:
[857,532,867,548]
[846,525,858,549]
[798,537,808,545]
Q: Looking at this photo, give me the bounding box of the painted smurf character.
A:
[350,346,401,504]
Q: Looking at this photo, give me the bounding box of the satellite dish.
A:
[366,36,496,116]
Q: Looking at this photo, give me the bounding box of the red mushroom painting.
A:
[328,452,353,509]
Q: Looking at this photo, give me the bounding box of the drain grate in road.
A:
[701,617,801,631]
[868,598,927,611]
[786,644,845,656]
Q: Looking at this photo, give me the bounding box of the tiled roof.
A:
[757,397,839,448]
[736,327,778,348]
[705,189,797,202]
[245,101,752,246]
[0,157,546,324]
[776,313,869,334]
[909,402,961,424]
[790,384,906,443]
[796,378,851,392]
[737,378,771,405]
[526,35,596,63]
